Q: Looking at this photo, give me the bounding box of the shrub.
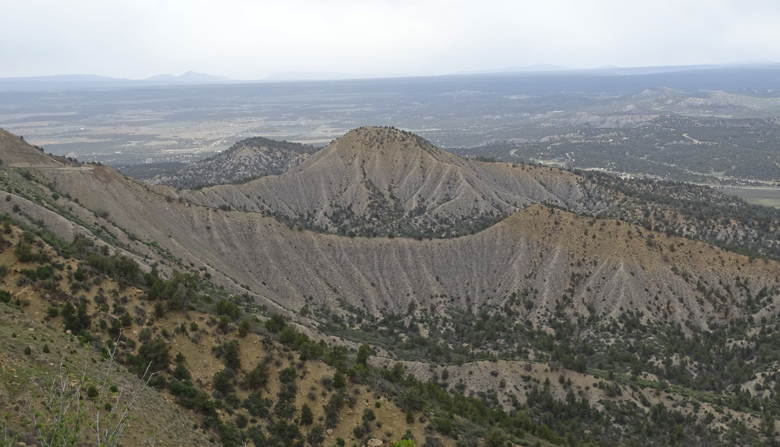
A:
[265,313,286,333]
[238,320,250,337]
[333,370,346,389]
[215,299,240,321]
[173,353,191,381]
[213,368,235,394]
[169,379,215,415]
[46,305,59,318]
[62,299,90,334]
[235,414,248,429]
[86,253,141,284]
[15,240,47,263]
[133,338,171,374]
[356,344,372,366]
[300,403,314,425]
[307,424,325,446]
[214,340,241,370]
[243,393,271,418]
[245,362,269,390]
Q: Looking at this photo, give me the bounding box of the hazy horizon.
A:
[2,0,780,80]
[5,62,780,83]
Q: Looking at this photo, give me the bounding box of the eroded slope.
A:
[150,137,318,189]
[9,153,778,331]
[181,127,608,237]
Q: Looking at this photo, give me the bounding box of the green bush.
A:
[213,368,235,394]
[300,403,313,425]
[62,299,90,334]
[214,340,241,370]
[14,239,47,263]
[245,362,269,390]
[214,299,240,320]
[265,313,286,333]
[243,393,271,418]
[133,338,171,374]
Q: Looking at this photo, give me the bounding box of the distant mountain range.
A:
[0,71,232,91]
[3,63,780,91]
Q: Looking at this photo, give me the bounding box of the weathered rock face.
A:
[150,136,317,189]
[180,127,610,237]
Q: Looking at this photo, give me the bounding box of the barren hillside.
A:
[0,130,64,168]
[150,137,318,189]
[2,138,777,330]
[181,127,609,237]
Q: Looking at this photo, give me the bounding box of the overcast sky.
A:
[1,0,779,79]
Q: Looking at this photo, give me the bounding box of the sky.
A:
[1,0,779,79]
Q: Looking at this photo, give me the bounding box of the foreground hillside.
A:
[2,127,780,445]
[0,301,216,447]
[0,219,472,446]
[1,213,776,446]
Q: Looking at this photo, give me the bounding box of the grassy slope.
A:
[0,304,216,447]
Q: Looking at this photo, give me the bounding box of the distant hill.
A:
[264,71,376,81]
[149,137,319,189]
[0,74,126,91]
[143,71,230,84]
[182,126,607,237]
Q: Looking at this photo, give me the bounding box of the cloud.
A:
[1,0,779,78]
